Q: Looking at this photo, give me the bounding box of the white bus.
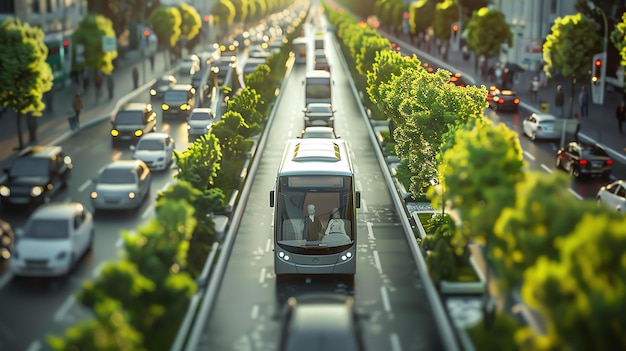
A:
[292,37,308,65]
[303,70,332,106]
[270,139,360,280]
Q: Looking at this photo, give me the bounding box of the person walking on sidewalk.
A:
[72,92,83,129]
[616,100,626,135]
[107,74,114,100]
[579,85,589,119]
[554,85,564,118]
[132,67,139,89]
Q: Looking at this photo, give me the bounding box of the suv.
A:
[111,102,157,146]
[0,146,72,209]
[162,84,196,119]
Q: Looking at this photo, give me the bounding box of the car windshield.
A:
[302,131,334,139]
[115,111,144,125]
[24,219,69,239]
[98,168,136,184]
[190,112,211,121]
[307,105,332,114]
[137,139,164,151]
[582,146,609,157]
[164,91,188,102]
[10,158,49,177]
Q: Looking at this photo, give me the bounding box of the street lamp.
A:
[588,1,608,104]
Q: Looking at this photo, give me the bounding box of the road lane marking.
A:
[25,340,41,351]
[160,181,170,192]
[568,188,583,200]
[259,267,266,284]
[265,238,272,253]
[361,199,368,213]
[380,286,392,313]
[78,180,91,192]
[116,236,124,249]
[0,273,13,290]
[367,222,375,240]
[523,151,535,161]
[541,164,553,173]
[54,295,76,322]
[373,250,382,273]
[390,333,402,351]
[251,304,259,320]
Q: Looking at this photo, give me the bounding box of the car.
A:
[162,84,196,119]
[90,160,152,212]
[313,49,330,72]
[302,103,335,127]
[0,146,72,209]
[522,113,561,141]
[110,102,157,145]
[487,88,520,112]
[220,41,240,56]
[130,133,176,171]
[277,293,366,351]
[555,141,613,178]
[299,126,338,139]
[10,202,94,277]
[0,220,14,259]
[597,180,626,213]
[149,75,177,99]
[187,108,215,137]
[180,54,200,75]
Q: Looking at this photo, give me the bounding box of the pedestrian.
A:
[573,113,581,141]
[579,85,589,119]
[531,76,540,103]
[149,52,155,72]
[132,67,139,90]
[616,100,626,135]
[554,85,564,118]
[72,92,83,129]
[107,74,114,100]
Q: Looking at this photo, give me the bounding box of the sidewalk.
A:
[390,33,626,164]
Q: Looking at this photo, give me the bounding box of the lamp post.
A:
[588,1,608,104]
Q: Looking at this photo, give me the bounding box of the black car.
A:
[555,141,613,178]
[111,102,157,145]
[487,88,520,112]
[149,75,177,99]
[302,103,335,127]
[0,146,72,209]
[162,84,196,119]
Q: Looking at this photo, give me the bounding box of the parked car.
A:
[187,108,215,137]
[488,88,520,112]
[277,294,366,351]
[555,141,613,178]
[10,202,94,277]
[299,126,338,139]
[110,102,157,146]
[596,180,626,213]
[302,103,335,128]
[150,75,177,99]
[131,133,175,171]
[162,84,196,119]
[0,146,72,209]
[90,160,152,212]
[0,219,14,259]
[522,113,561,141]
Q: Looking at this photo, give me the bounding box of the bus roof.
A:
[278,139,354,176]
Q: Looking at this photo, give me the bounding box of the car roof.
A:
[191,108,214,114]
[306,102,332,108]
[102,160,145,171]
[31,202,85,219]
[169,84,194,91]
[120,102,151,111]
[138,133,169,141]
[16,145,63,158]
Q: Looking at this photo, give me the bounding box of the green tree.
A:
[543,13,602,117]
[211,110,254,160]
[611,12,626,93]
[518,211,626,351]
[465,7,512,68]
[356,35,391,77]
[212,0,237,40]
[408,0,436,45]
[174,132,222,189]
[0,18,53,150]
[433,0,460,43]
[71,13,118,74]
[457,0,489,23]
[178,3,202,41]
[148,5,182,48]
[227,86,264,134]
[244,63,274,106]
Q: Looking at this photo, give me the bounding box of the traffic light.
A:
[62,39,70,56]
[590,52,606,104]
[450,22,461,51]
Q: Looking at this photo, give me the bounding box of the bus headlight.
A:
[30,186,44,197]
[128,192,136,199]
[278,251,290,261]
[341,252,353,261]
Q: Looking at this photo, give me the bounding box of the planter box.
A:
[439,256,486,295]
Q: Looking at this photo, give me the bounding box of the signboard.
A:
[102,36,116,52]
[521,39,543,60]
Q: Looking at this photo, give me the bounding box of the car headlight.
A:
[90,191,98,199]
[128,192,136,199]
[56,251,67,260]
[134,130,143,137]
[30,186,44,197]
[181,103,189,110]
[111,129,119,137]
[162,104,170,111]
[150,89,157,96]
[0,185,10,197]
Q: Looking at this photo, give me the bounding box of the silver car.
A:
[131,133,175,171]
[522,113,561,141]
[90,160,152,212]
[597,180,626,213]
[187,108,215,137]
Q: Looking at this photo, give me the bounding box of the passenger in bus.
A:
[305,204,325,241]
[325,208,346,236]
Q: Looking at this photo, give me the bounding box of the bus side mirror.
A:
[270,190,275,207]
[356,191,361,208]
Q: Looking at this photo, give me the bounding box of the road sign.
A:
[102,36,116,52]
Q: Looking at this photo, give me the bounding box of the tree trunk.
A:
[16,113,24,150]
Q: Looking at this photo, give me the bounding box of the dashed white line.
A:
[265,238,272,252]
[541,164,553,173]
[160,182,170,192]
[380,286,392,313]
[373,250,382,273]
[78,180,91,192]
[367,222,375,240]
[54,296,75,322]
[523,151,536,161]
[251,304,259,320]
[259,267,266,284]
[361,199,368,213]
[568,188,583,200]
[25,340,41,351]
[390,333,402,351]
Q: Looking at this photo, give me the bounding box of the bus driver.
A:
[305,204,325,241]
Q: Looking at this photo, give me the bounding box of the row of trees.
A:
[45,4,306,349]
[327,2,626,350]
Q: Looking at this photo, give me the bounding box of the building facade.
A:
[0,0,87,34]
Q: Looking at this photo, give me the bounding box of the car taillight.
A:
[579,159,589,165]
[514,98,520,104]
[606,159,613,165]
[498,99,504,104]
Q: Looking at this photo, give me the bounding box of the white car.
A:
[10,202,94,277]
[597,180,626,213]
[90,160,152,212]
[131,133,175,171]
[522,113,561,141]
[187,108,215,137]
